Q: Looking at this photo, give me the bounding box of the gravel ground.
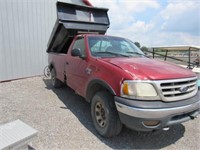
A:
[0,76,200,149]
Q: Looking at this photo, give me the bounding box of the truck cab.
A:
[47,2,200,137]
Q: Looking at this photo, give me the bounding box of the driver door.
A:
[65,37,89,96]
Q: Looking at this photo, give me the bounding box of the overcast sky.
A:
[89,0,200,47]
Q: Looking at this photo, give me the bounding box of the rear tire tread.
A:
[51,68,63,88]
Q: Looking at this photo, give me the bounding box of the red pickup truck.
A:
[47,2,200,137]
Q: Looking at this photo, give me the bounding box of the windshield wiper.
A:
[126,51,147,57]
[95,51,129,57]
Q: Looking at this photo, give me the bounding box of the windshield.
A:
[88,36,145,58]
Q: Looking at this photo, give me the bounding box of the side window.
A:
[72,37,86,57]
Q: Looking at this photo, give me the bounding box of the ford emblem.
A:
[179,86,189,93]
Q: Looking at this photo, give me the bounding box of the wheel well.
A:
[49,64,54,71]
[49,63,67,81]
[86,81,116,103]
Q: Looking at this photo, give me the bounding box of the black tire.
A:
[91,91,122,137]
[51,68,63,88]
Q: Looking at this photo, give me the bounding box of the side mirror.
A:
[71,48,86,59]
[71,48,82,57]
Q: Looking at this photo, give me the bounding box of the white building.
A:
[0,0,89,81]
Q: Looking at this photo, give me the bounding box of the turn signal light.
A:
[122,83,129,95]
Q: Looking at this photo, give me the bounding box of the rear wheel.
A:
[43,66,51,78]
[51,68,63,88]
[91,91,122,137]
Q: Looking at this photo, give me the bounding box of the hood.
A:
[101,57,196,80]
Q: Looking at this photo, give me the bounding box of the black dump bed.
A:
[47,2,110,53]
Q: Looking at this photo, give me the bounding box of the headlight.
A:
[121,81,159,100]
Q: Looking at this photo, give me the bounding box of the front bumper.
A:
[115,95,200,131]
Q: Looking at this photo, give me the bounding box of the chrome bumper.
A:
[115,100,200,119]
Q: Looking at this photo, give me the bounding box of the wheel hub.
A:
[95,102,107,127]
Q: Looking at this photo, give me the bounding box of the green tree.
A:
[141,46,148,52]
[134,42,141,48]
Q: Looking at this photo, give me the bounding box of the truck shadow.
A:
[43,78,185,149]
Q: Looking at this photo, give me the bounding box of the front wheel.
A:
[91,91,122,137]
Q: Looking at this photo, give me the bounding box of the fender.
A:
[86,79,116,102]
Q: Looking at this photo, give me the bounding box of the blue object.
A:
[198,80,200,87]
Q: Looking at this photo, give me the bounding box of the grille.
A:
[159,77,198,102]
